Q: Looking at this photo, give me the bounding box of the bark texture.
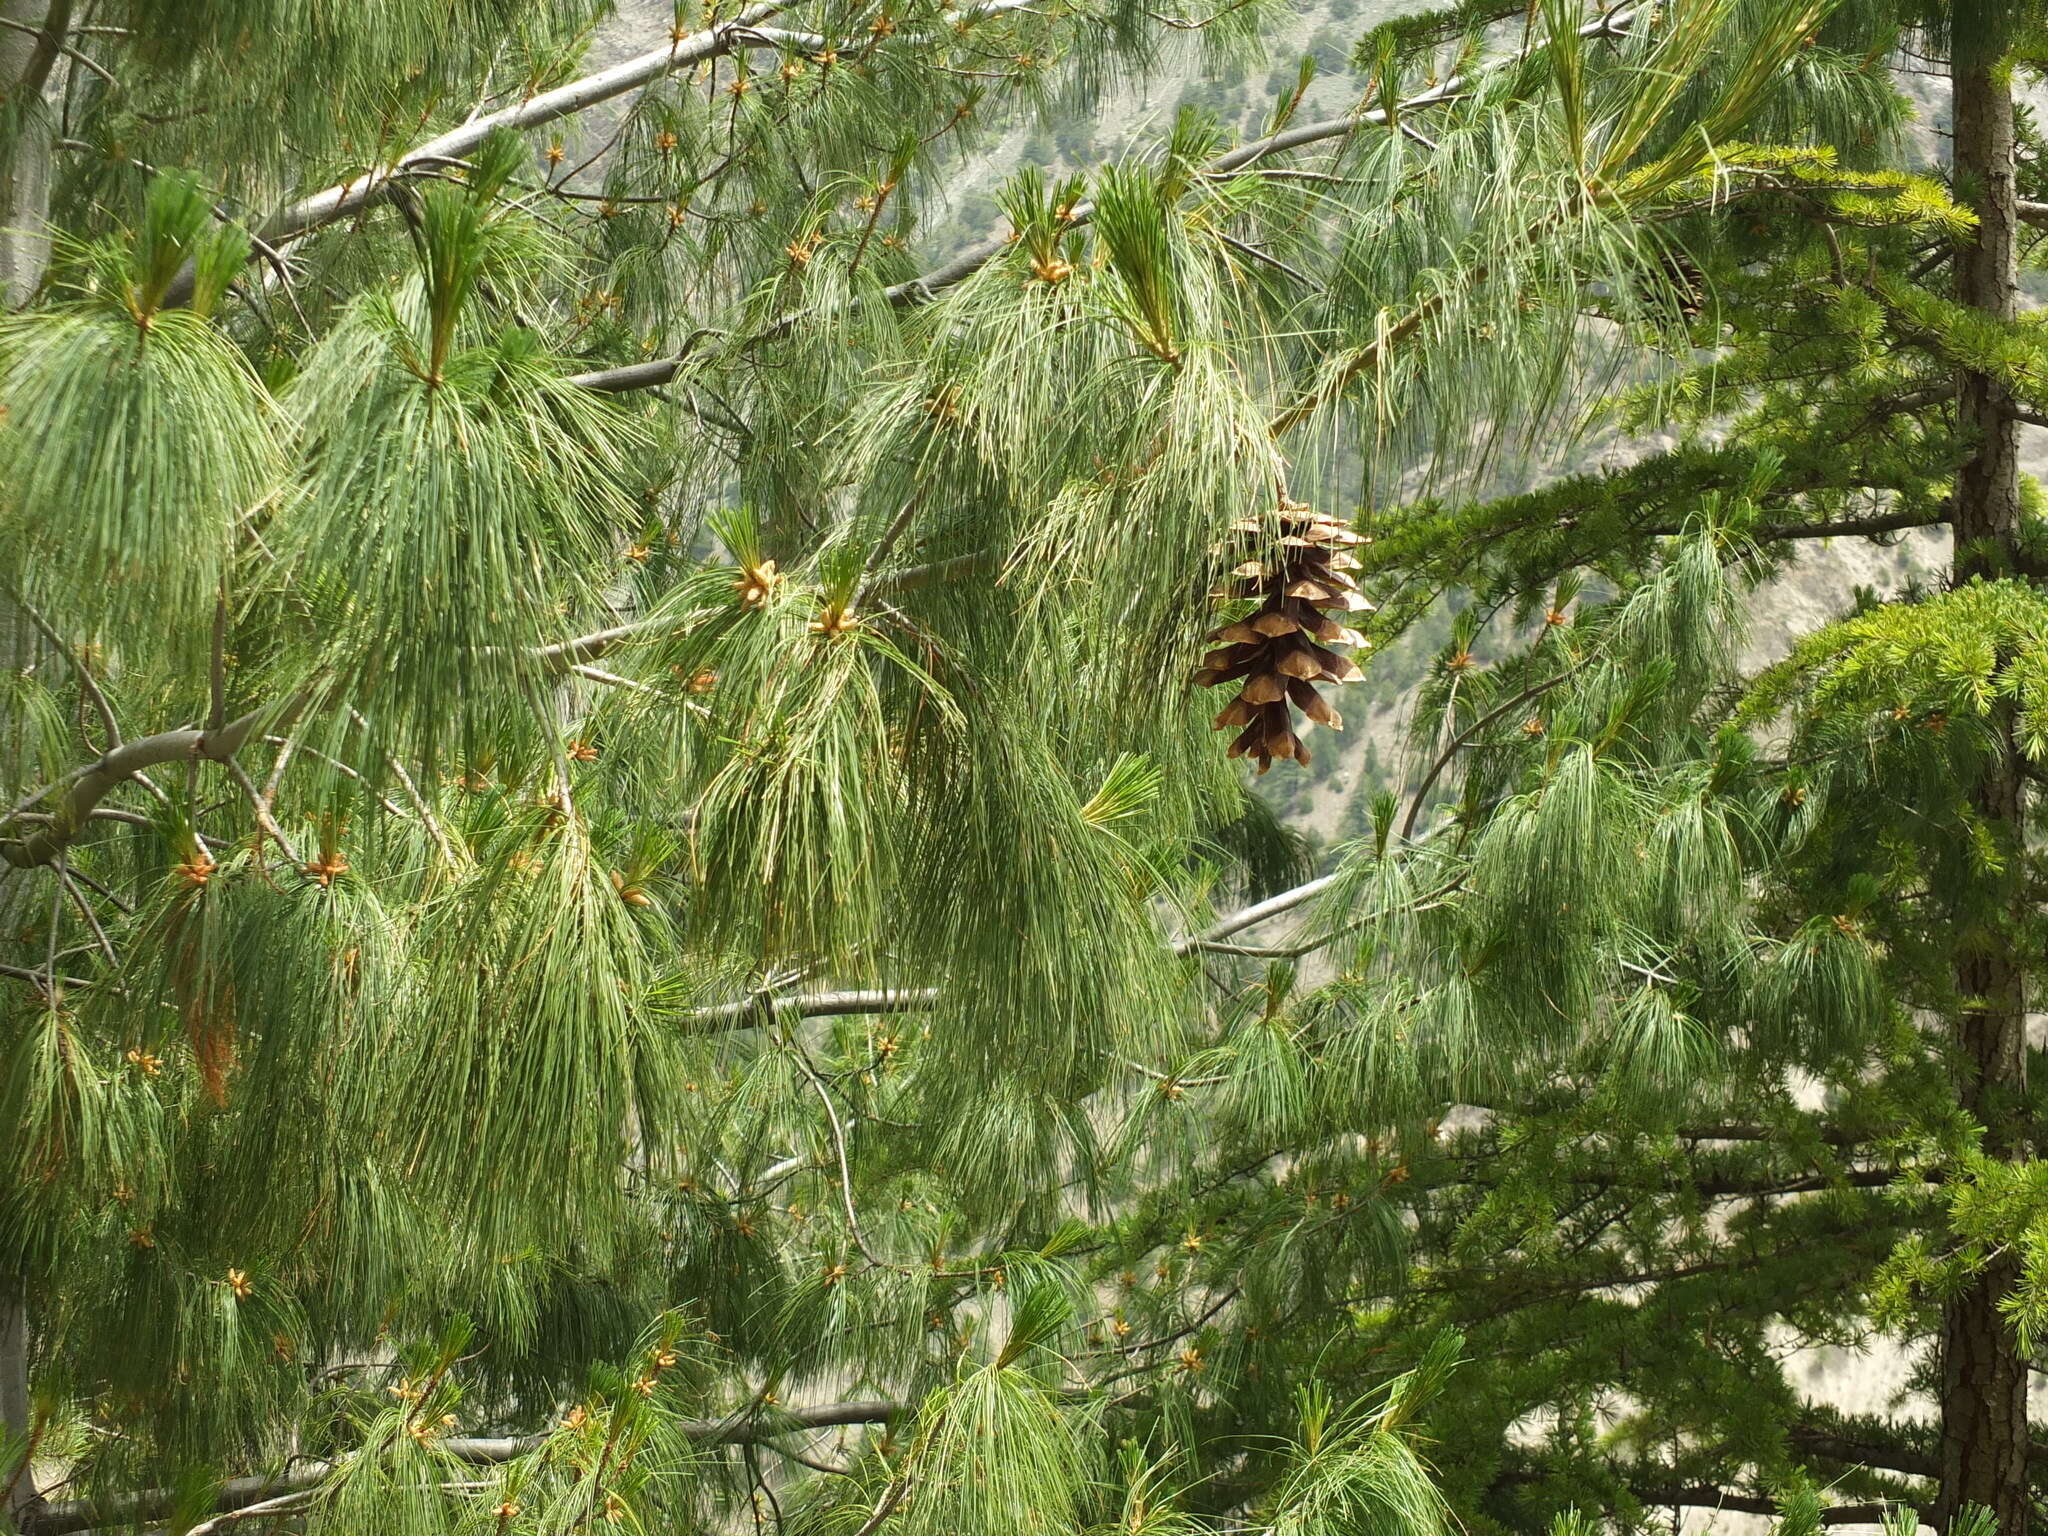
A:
[1937,43,2032,1536]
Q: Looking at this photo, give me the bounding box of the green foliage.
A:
[0,2,2017,1535]
[0,176,277,647]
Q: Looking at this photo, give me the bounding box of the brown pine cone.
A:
[1194,499,1372,772]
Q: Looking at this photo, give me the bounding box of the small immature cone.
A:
[1193,500,1372,773]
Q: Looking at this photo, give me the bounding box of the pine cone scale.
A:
[1194,500,1373,773]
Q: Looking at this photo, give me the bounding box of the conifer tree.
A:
[1318,5,2048,1534]
[0,3,1963,1536]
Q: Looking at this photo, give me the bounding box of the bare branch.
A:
[247,6,783,253]
[22,1404,904,1536]
[0,708,268,869]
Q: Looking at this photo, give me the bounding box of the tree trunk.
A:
[0,1285,36,1523]
[0,0,61,308]
[1951,47,2023,580]
[1937,43,2032,1536]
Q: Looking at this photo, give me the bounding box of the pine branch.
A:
[567,2,1644,396]
[0,708,267,869]
[232,5,785,259]
[237,0,1043,286]
[1679,1124,1866,1147]
[1628,1487,1916,1526]
[21,1404,905,1536]
[1787,1425,1939,1482]
[1635,509,1952,542]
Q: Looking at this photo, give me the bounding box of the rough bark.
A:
[1951,52,2024,582]
[1936,43,2032,1536]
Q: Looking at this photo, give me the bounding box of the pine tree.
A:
[0,3,1949,1536]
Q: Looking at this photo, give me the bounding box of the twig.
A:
[185,1488,318,1534]
[127,771,173,811]
[55,864,118,972]
[0,7,114,92]
[225,761,302,865]
[767,1445,855,1475]
[347,711,459,868]
[43,868,63,998]
[61,864,132,915]
[569,662,656,694]
[258,737,411,821]
[384,754,459,868]
[0,960,92,993]
[849,1472,913,1536]
[15,595,118,750]
[208,585,228,733]
[259,732,297,810]
[851,492,930,612]
[1401,666,1582,841]
[1216,231,1311,284]
[778,1020,892,1270]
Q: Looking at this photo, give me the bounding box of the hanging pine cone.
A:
[1194,499,1372,772]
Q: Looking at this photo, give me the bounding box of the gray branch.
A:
[23,1402,903,1536]
[247,6,786,254]
[0,708,266,868]
[248,0,1039,274]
